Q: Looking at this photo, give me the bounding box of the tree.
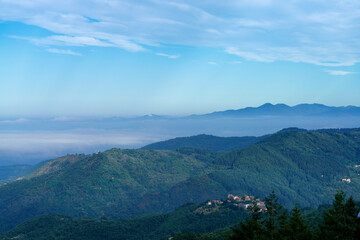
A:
[276,208,289,239]
[263,191,284,240]
[285,204,312,240]
[318,190,359,240]
[230,205,266,240]
[230,191,289,240]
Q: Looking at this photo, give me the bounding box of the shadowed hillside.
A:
[0,202,249,240]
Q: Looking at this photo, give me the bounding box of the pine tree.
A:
[276,208,289,239]
[230,205,266,240]
[319,190,359,240]
[286,204,312,240]
[263,191,284,240]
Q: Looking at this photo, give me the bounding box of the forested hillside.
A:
[0,202,249,240]
[0,149,217,231]
[132,128,360,214]
[0,128,360,232]
[1,191,359,240]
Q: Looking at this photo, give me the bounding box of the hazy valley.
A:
[2,103,360,165]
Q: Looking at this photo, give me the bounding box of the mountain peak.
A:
[258,103,290,109]
[259,103,274,107]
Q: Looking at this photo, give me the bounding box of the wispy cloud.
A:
[0,118,28,124]
[208,62,217,65]
[325,70,356,76]
[47,48,81,56]
[10,34,144,52]
[231,61,242,64]
[226,47,358,67]
[156,53,181,59]
[48,35,112,47]
[1,0,360,65]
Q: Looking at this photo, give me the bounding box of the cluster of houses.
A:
[342,178,351,183]
[341,164,360,182]
[205,194,267,212]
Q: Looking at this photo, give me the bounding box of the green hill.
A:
[0,149,217,231]
[130,128,360,214]
[1,128,360,232]
[142,134,266,151]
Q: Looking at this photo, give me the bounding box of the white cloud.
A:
[10,34,144,52]
[48,35,111,47]
[226,47,358,67]
[1,0,360,65]
[208,62,217,65]
[231,61,242,64]
[47,48,81,56]
[156,53,180,59]
[0,118,28,124]
[325,70,356,76]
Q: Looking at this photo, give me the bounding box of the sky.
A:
[0,0,360,117]
[0,0,360,163]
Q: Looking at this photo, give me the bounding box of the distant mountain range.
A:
[189,103,360,118]
[2,103,360,165]
[122,103,360,120]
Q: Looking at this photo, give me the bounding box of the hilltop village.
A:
[195,194,267,214]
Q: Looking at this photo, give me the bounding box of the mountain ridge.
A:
[189,103,360,118]
[142,134,267,151]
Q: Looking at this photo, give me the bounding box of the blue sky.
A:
[0,0,359,117]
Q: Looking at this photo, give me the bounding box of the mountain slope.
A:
[142,134,266,151]
[0,149,216,231]
[130,128,360,214]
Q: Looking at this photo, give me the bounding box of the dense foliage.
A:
[0,202,248,240]
[2,191,359,240]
